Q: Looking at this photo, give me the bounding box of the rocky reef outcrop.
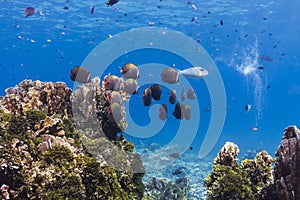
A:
[259,126,300,200]
[206,126,300,200]
[0,80,144,200]
[205,142,273,200]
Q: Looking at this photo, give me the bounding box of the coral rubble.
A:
[143,176,190,200]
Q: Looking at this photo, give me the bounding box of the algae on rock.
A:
[0,80,145,200]
[205,142,273,200]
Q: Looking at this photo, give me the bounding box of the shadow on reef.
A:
[205,126,300,200]
[0,80,144,200]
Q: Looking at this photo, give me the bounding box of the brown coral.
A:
[273,126,300,200]
[34,116,63,136]
[259,126,300,200]
[37,134,76,154]
[0,80,72,117]
[72,77,128,141]
[214,141,239,166]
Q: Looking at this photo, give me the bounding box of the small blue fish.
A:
[123,78,138,94]
[259,55,274,62]
[121,63,139,79]
[183,104,191,120]
[108,102,122,123]
[245,104,251,112]
[90,7,95,15]
[102,75,123,91]
[109,91,122,105]
[186,88,195,100]
[172,167,187,175]
[161,67,179,84]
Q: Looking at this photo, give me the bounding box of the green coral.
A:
[0,80,145,200]
[82,160,142,200]
[0,109,11,124]
[0,110,145,200]
[26,109,47,130]
[205,142,274,200]
[8,115,29,135]
[37,145,86,200]
[205,163,254,200]
[62,117,75,137]
[242,151,274,197]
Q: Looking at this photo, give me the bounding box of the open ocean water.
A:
[1,0,300,199]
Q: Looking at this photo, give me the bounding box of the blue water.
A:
[1,0,300,161]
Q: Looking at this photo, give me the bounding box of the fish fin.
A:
[175,68,182,74]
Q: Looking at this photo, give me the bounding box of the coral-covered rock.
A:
[0,80,144,200]
[72,77,127,141]
[35,116,63,136]
[204,142,270,200]
[0,80,72,117]
[215,141,240,166]
[242,151,274,197]
[260,126,300,200]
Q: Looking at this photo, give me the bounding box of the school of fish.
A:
[70,63,209,121]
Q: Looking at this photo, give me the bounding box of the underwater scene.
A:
[1,0,300,199]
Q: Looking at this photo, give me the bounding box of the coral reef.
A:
[242,151,274,197]
[205,142,273,200]
[0,80,145,200]
[71,77,127,141]
[143,176,190,200]
[259,126,300,200]
[0,80,72,117]
[205,142,254,200]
